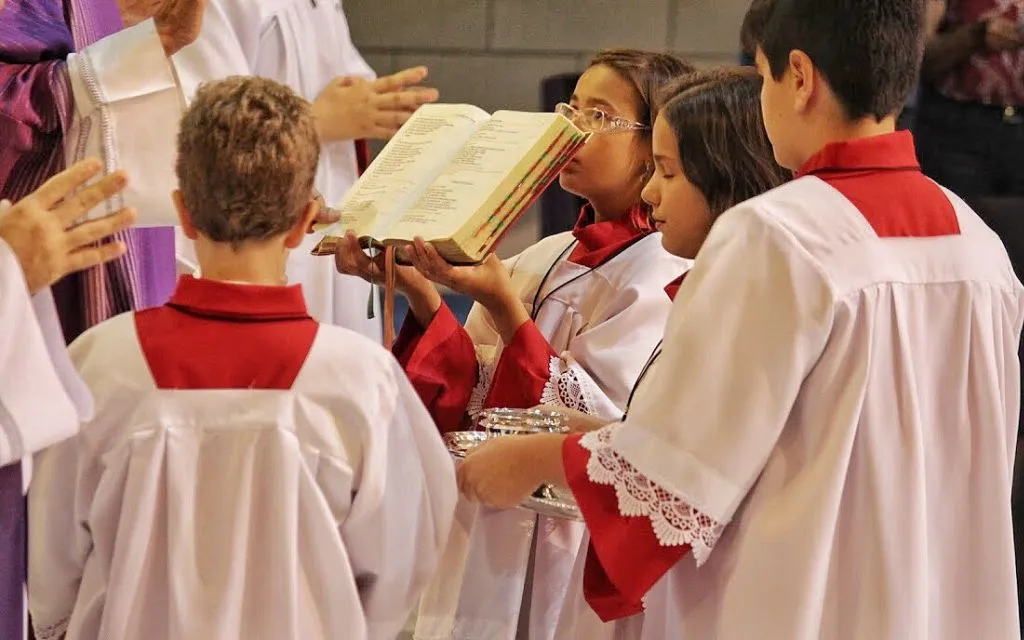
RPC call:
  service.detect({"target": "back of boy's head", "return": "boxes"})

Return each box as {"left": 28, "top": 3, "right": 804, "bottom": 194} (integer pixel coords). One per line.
{"left": 588, "top": 49, "right": 697, "bottom": 137}
{"left": 657, "top": 68, "right": 790, "bottom": 216}
{"left": 740, "top": 0, "right": 925, "bottom": 121}
{"left": 176, "top": 76, "right": 321, "bottom": 247}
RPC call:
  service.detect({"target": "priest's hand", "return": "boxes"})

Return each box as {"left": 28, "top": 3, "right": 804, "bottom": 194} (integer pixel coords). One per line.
{"left": 0, "top": 159, "right": 137, "bottom": 295}
{"left": 117, "top": 0, "right": 208, "bottom": 56}
{"left": 313, "top": 66, "right": 440, "bottom": 142}
{"left": 533, "top": 404, "right": 610, "bottom": 433}
{"left": 309, "top": 190, "right": 340, "bottom": 230}
{"left": 458, "top": 434, "right": 567, "bottom": 509}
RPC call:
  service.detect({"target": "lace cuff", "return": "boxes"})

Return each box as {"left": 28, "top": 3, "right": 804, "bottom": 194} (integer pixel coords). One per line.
{"left": 466, "top": 356, "right": 497, "bottom": 421}
{"left": 539, "top": 354, "right": 596, "bottom": 415}
{"left": 580, "top": 425, "right": 725, "bottom": 566}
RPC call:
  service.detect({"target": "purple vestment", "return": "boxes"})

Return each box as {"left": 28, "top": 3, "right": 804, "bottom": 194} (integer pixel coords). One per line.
{"left": 0, "top": 1, "right": 176, "bottom": 636}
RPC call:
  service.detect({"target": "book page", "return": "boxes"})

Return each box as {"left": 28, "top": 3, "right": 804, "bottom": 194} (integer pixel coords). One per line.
{"left": 386, "top": 111, "right": 566, "bottom": 241}
{"left": 318, "top": 103, "right": 490, "bottom": 239}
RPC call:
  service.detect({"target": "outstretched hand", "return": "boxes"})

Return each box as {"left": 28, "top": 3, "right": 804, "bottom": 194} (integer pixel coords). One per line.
{"left": 0, "top": 158, "right": 137, "bottom": 294}
{"left": 313, "top": 66, "right": 440, "bottom": 142}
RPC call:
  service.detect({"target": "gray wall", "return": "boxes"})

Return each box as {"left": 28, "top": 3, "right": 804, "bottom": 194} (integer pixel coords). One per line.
{"left": 345, "top": 0, "right": 752, "bottom": 254}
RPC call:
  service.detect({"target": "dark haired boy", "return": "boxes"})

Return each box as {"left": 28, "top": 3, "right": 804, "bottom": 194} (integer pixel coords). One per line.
{"left": 26, "top": 76, "right": 455, "bottom": 640}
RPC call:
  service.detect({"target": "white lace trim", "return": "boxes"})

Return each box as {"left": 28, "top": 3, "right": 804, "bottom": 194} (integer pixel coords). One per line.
{"left": 539, "top": 355, "right": 596, "bottom": 414}
{"left": 579, "top": 425, "right": 725, "bottom": 566}
{"left": 466, "top": 357, "right": 497, "bottom": 420}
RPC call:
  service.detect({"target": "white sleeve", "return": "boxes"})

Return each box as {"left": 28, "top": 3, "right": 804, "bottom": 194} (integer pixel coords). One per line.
{"left": 64, "top": 19, "right": 185, "bottom": 227}
{"left": 26, "top": 401, "right": 93, "bottom": 639}
{"left": 341, "top": 358, "right": 457, "bottom": 640}
{"left": 170, "top": 0, "right": 258, "bottom": 100}
{"left": 0, "top": 239, "right": 79, "bottom": 467}
{"left": 587, "top": 205, "right": 834, "bottom": 562}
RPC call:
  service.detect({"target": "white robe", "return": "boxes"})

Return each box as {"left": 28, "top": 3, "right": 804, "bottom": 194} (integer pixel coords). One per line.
{"left": 581, "top": 177, "right": 1024, "bottom": 639}
{"left": 415, "top": 232, "right": 688, "bottom": 640}
{"left": 0, "top": 21, "right": 184, "bottom": 639}
{"left": 27, "top": 313, "right": 457, "bottom": 640}
{"left": 170, "top": 0, "right": 381, "bottom": 338}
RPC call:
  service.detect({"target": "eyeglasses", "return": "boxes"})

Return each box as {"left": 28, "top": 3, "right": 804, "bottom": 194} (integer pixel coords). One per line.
{"left": 555, "top": 102, "right": 649, "bottom": 134}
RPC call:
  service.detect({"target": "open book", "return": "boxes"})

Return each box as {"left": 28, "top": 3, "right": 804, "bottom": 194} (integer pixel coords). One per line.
{"left": 311, "top": 103, "right": 589, "bottom": 264}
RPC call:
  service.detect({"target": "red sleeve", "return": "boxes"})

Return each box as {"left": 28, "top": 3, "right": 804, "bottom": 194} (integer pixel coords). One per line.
{"left": 563, "top": 433, "right": 691, "bottom": 622}
{"left": 354, "top": 139, "right": 370, "bottom": 175}
{"left": 393, "top": 302, "right": 478, "bottom": 433}
{"left": 482, "top": 319, "right": 558, "bottom": 410}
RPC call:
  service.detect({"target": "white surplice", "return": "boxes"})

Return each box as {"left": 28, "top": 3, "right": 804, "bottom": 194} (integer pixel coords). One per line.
{"left": 0, "top": 20, "right": 185, "bottom": 640}
{"left": 581, "top": 177, "right": 1024, "bottom": 639}
{"left": 171, "top": 0, "right": 381, "bottom": 337}
{"left": 415, "top": 232, "right": 688, "bottom": 640}
{"left": 27, "top": 313, "right": 457, "bottom": 640}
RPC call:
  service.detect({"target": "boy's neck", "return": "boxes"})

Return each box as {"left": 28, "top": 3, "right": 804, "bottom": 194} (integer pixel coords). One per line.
{"left": 194, "top": 236, "right": 290, "bottom": 287}
{"left": 797, "top": 114, "right": 898, "bottom": 169}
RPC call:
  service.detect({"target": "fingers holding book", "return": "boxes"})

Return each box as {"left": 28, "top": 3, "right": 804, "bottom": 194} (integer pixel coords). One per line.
{"left": 333, "top": 233, "right": 431, "bottom": 295}
{"left": 407, "top": 238, "right": 512, "bottom": 306}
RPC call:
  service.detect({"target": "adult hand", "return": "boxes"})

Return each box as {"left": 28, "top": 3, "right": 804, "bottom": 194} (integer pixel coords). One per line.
{"left": 0, "top": 159, "right": 137, "bottom": 295}
{"left": 116, "top": 0, "right": 208, "bottom": 56}
{"left": 308, "top": 190, "right": 340, "bottom": 232}
{"left": 984, "top": 18, "right": 1024, "bottom": 52}
{"left": 312, "top": 66, "right": 440, "bottom": 142}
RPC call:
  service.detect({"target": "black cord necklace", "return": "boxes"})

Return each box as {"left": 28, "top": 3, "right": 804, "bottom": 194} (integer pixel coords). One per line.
{"left": 622, "top": 340, "right": 663, "bottom": 420}
{"left": 528, "top": 239, "right": 596, "bottom": 320}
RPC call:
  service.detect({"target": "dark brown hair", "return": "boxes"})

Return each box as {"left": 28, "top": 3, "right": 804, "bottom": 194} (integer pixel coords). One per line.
{"left": 658, "top": 67, "right": 790, "bottom": 217}
{"left": 587, "top": 49, "right": 697, "bottom": 141}
{"left": 176, "top": 76, "right": 320, "bottom": 248}
{"left": 740, "top": 0, "right": 925, "bottom": 121}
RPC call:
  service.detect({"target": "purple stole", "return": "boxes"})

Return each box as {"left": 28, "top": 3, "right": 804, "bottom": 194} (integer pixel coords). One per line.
{"left": 0, "top": 1, "right": 174, "bottom": 636}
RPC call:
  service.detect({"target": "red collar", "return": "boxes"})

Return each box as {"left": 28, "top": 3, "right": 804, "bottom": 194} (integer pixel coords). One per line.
{"left": 795, "top": 131, "right": 920, "bottom": 179}
{"left": 664, "top": 272, "right": 687, "bottom": 300}
{"left": 569, "top": 204, "right": 652, "bottom": 268}
{"left": 166, "top": 275, "right": 312, "bottom": 322}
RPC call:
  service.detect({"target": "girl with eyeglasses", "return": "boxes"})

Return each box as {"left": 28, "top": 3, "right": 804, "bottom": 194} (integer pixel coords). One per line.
{"left": 455, "top": 67, "right": 791, "bottom": 640}
{"left": 336, "top": 48, "right": 692, "bottom": 640}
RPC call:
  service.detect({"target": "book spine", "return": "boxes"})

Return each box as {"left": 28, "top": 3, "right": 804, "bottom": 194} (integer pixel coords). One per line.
{"left": 473, "top": 130, "right": 572, "bottom": 240}
{"left": 477, "top": 132, "right": 587, "bottom": 248}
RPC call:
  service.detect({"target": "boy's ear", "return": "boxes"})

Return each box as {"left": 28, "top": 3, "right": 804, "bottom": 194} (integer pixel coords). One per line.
{"left": 788, "top": 49, "right": 816, "bottom": 115}
{"left": 284, "top": 199, "right": 318, "bottom": 250}
{"left": 173, "top": 190, "right": 199, "bottom": 240}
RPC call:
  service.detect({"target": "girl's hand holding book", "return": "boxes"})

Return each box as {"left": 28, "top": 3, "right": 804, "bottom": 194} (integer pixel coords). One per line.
{"left": 406, "top": 238, "right": 530, "bottom": 342}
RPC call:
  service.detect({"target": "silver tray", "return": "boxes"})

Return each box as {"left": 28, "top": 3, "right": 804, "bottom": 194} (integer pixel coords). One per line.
{"left": 526, "top": 485, "right": 583, "bottom": 522}
{"left": 442, "top": 431, "right": 583, "bottom": 522}
{"left": 443, "top": 431, "right": 489, "bottom": 459}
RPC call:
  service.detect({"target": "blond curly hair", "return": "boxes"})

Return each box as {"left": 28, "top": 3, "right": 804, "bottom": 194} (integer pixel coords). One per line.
{"left": 176, "top": 75, "right": 320, "bottom": 248}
